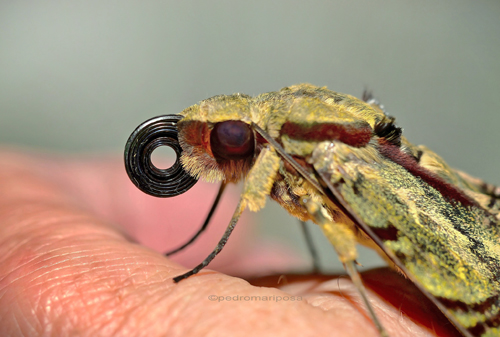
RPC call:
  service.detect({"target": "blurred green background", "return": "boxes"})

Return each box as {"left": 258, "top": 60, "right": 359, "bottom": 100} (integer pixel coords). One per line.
{"left": 1, "top": 1, "right": 499, "bottom": 272}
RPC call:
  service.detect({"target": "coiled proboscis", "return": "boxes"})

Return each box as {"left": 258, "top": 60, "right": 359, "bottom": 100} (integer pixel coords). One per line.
{"left": 124, "top": 114, "right": 198, "bottom": 197}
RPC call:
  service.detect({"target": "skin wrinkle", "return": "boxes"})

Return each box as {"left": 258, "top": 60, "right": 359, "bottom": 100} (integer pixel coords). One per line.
{"left": 28, "top": 257, "right": 117, "bottom": 294}
{"left": 35, "top": 252, "right": 167, "bottom": 335}
{"left": 12, "top": 306, "right": 36, "bottom": 337}
{"left": 115, "top": 287, "right": 170, "bottom": 336}
{"left": 0, "top": 232, "right": 126, "bottom": 297}
{"left": 0, "top": 217, "right": 146, "bottom": 335}
{"left": 100, "top": 269, "right": 213, "bottom": 336}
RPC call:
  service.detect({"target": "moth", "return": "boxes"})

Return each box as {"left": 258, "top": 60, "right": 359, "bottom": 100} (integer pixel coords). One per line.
{"left": 124, "top": 84, "right": 500, "bottom": 337}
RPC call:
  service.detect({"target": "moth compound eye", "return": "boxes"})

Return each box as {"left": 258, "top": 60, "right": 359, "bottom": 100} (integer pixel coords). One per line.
{"left": 210, "top": 121, "right": 255, "bottom": 161}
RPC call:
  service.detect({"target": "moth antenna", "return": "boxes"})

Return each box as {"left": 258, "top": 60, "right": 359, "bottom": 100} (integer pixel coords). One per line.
{"left": 173, "top": 197, "right": 245, "bottom": 283}
{"left": 362, "top": 90, "right": 391, "bottom": 118}
{"left": 362, "top": 88, "right": 374, "bottom": 103}
{"left": 124, "top": 114, "right": 198, "bottom": 197}
{"left": 165, "top": 182, "right": 227, "bottom": 256}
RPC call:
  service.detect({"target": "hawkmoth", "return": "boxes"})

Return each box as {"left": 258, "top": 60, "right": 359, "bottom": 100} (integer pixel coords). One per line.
{"left": 124, "top": 84, "right": 500, "bottom": 337}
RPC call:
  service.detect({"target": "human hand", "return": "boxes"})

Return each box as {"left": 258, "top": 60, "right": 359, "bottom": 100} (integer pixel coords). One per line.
{"left": 0, "top": 149, "right": 460, "bottom": 336}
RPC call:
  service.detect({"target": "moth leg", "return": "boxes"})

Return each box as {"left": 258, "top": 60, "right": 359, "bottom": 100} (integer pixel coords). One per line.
{"left": 173, "top": 146, "right": 281, "bottom": 283}
{"left": 299, "top": 220, "right": 321, "bottom": 272}
{"left": 344, "top": 261, "right": 389, "bottom": 337}
{"left": 173, "top": 197, "right": 245, "bottom": 283}
{"left": 303, "top": 198, "right": 389, "bottom": 337}
{"left": 166, "top": 182, "right": 227, "bottom": 256}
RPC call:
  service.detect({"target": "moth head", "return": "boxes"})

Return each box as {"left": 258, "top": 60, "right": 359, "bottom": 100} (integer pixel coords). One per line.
{"left": 177, "top": 93, "right": 257, "bottom": 182}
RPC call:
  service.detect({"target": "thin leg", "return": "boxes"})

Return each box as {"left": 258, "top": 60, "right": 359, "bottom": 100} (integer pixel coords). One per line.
{"left": 345, "top": 260, "right": 388, "bottom": 337}
{"left": 302, "top": 197, "right": 388, "bottom": 337}
{"left": 173, "top": 197, "right": 245, "bottom": 283}
{"left": 299, "top": 220, "right": 321, "bottom": 272}
{"left": 166, "top": 182, "right": 226, "bottom": 256}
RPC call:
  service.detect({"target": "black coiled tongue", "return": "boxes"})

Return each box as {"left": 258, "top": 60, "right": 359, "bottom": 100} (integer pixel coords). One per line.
{"left": 124, "top": 114, "right": 198, "bottom": 197}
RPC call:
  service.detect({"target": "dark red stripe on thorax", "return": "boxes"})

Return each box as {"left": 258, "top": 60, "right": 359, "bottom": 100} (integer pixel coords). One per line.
{"left": 377, "top": 139, "right": 478, "bottom": 208}
{"left": 280, "top": 121, "right": 372, "bottom": 147}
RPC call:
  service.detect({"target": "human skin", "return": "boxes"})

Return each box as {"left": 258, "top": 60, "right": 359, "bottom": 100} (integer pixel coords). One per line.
{"left": 0, "top": 149, "right": 461, "bottom": 337}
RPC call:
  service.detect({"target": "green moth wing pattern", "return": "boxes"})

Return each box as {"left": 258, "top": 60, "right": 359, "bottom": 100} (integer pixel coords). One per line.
{"left": 311, "top": 140, "right": 500, "bottom": 337}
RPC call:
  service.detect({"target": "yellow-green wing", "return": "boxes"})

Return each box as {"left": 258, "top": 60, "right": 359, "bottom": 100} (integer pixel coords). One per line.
{"left": 311, "top": 141, "right": 500, "bottom": 337}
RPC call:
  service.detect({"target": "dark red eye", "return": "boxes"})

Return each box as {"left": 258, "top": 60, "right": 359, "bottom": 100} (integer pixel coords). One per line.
{"left": 210, "top": 121, "right": 254, "bottom": 161}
